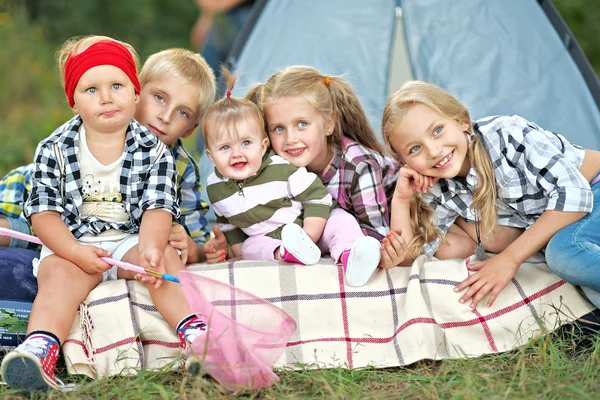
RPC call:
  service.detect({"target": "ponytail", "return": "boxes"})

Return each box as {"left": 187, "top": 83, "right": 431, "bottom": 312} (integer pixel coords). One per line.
{"left": 202, "top": 66, "right": 267, "bottom": 147}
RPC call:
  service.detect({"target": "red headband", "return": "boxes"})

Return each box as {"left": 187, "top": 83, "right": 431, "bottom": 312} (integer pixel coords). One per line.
{"left": 64, "top": 40, "right": 140, "bottom": 107}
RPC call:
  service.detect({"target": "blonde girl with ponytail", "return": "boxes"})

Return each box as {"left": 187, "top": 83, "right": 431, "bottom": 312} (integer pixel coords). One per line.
{"left": 252, "top": 66, "right": 404, "bottom": 270}
{"left": 382, "top": 80, "right": 600, "bottom": 309}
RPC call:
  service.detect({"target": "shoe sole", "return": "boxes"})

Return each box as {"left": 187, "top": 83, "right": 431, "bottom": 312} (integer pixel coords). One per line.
{"left": 1, "top": 350, "right": 56, "bottom": 391}
{"left": 281, "top": 224, "right": 321, "bottom": 265}
{"left": 345, "top": 236, "right": 381, "bottom": 287}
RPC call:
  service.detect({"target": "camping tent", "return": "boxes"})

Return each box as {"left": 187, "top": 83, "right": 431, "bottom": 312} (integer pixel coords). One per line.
{"left": 199, "top": 0, "right": 600, "bottom": 226}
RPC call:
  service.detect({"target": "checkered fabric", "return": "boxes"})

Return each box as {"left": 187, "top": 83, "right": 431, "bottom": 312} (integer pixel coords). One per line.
{"left": 61, "top": 253, "right": 593, "bottom": 378}
{"left": 423, "top": 115, "right": 592, "bottom": 255}
{"left": 172, "top": 140, "right": 210, "bottom": 244}
{"left": 23, "top": 115, "right": 180, "bottom": 238}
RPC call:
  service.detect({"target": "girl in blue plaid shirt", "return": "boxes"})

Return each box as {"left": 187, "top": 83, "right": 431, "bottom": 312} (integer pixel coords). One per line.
{"left": 381, "top": 80, "right": 600, "bottom": 310}
{"left": 1, "top": 36, "right": 208, "bottom": 391}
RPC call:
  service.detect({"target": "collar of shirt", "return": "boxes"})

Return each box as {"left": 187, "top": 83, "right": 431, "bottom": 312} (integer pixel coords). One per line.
{"left": 213, "top": 148, "right": 275, "bottom": 188}
{"left": 48, "top": 115, "right": 158, "bottom": 152}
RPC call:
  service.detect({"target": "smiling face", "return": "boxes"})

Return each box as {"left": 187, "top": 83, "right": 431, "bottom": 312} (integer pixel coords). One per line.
{"left": 72, "top": 65, "right": 138, "bottom": 136}
{"left": 205, "top": 117, "right": 270, "bottom": 181}
{"left": 135, "top": 75, "right": 202, "bottom": 146}
{"left": 263, "top": 96, "right": 334, "bottom": 175}
{"left": 389, "top": 104, "right": 471, "bottom": 178}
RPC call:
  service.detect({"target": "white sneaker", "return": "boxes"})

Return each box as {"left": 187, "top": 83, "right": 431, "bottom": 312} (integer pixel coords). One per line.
{"left": 342, "top": 236, "right": 381, "bottom": 287}
{"left": 280, "top": 224, "right": 321, "bottom": 265}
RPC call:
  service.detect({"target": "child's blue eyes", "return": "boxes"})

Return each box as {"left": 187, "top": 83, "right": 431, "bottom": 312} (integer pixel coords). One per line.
{"left": 434, "top": 126, "right": 443, "bottom": 135}
{"left": 409, "top": 145, "right": 421, "bottom": 154}
{"left": 178, "top": 109, "right": 189, "bottom": 118}
{"left": 242, "top": 140, "right": 250, "bottom": 146}
{"left": 298, "top": 121, "right": 307, "bottom": 128}
{"left": 86, "top": 84, "right": 122, "bottom": 94}
{"left": 220, "top": 145, "right": 230, "bottom": 151}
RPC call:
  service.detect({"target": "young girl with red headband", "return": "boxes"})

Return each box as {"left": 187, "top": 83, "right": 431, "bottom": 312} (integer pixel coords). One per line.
{"left": 0, "top": 36, "right": 207, "bottom": 391}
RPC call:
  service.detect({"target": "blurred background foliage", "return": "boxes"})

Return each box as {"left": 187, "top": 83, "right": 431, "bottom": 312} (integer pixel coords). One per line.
{"left": 0, "top": 0, "right": 599, "bottom": 177}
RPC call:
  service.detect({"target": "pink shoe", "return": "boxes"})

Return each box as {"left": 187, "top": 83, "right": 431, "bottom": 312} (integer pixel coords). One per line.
{"left": 342, "top": 236, "right": 381, "bottom": 287}
{"left": 1, "top": 333, "right": 61, "bottom": 391}
{"left": 279, "top": 224, "right": 321, "bottom": 265}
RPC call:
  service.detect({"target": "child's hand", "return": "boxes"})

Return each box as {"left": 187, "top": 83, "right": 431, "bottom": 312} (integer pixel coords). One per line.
{"left": 72, "top": 244, "right": 113, "bottom": 275}
{"left": 394, "top": 166, "right": 437, "bottom": 200}
{"left": 454, "top": 253, "right": 520, "bottom": 308}
{"left": 204, "top": 225, "right": 228, "bottom": 264}
{"left": 137, "top": 246, "right": 166, "bottom": 289}
{"left": 379, "top": 229, "right": 407, "bottom": 269}
{"left": 169, "top": 224, "right": 189, "bottom": 264}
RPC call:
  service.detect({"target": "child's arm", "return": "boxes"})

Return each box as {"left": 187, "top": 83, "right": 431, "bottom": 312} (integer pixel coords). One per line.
{"left": 31, "top": 211, "right": 112, "bottom": 274}
{"left": 136, "top": 142, "right": 180, "bottom": 286}
{"left": 137, "top": 209, "right": 173, "bottom": 289}
{"left": 456, "top": 120, "right": 593, "bottom": 308}
{"left": 24, "top": 144, "right": 112, "bottom": 272}
{"left": 350, "top": 160, "right": 397, "bottom": 239}
{"left": 288, "top": 166, "right": 332, "bottom": 243}
{"left": 389, "top": 166, "right": 437, "bottom": 266}
{"left": 455, "top": 209, "right": 585, "bottom": 308}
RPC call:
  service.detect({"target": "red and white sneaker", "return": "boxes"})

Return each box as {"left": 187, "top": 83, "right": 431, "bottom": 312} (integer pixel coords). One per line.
{"left": 1, "top": 334, "right": 61, "bottom": 391}
{"left": 177, "top": 315, "right": 209, "bottom": 375}
{"left": 279, "top": 223, "right": 321, "bottom": 265}
{"left": 342, "top": 236, "right": 381, "bottom": 287}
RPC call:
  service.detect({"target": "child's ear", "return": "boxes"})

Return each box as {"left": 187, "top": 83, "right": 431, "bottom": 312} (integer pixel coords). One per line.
{"left": 261, "top": 137, "right": 269, "bottom": 155}
{"left": 134, "top": 94, "right": 140, "bottom": 105}
{"left": 181, "top": 122, "right": 200, "bottom": 139}
{"left": 325, "top": 111, "right": 336, "bottom": 136}
{"left": 460, "top": 121, "right": 470, "bottom": 131}
{"left": 205, "top": 148, "right": 214, "bottom": 162}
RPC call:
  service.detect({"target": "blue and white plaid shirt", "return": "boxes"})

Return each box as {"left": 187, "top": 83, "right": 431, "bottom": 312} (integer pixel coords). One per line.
{"left": 24, "top": 115, "right": 180, "bottom": 238}
{"left": 171, "top": 139, "right": 210, "bottom": 244}
{"left": 423, "top": 115, "right": 592, "bottom": 256}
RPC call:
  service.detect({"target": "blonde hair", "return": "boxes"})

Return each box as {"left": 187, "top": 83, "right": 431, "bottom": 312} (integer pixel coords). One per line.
{"left": 258, "top": 65, "right": 385, "bottom": 154}
{"left": 202, "top": 66, "right": 267, "bottom": 148}
{"left": 57, "top": 35, "right": 140, "bottom": 90}
{"left": 140, "top": 48, "right": 216, "bottom": 120}
{"left": 382, "top": 81, "right": 498, "bottom": 256}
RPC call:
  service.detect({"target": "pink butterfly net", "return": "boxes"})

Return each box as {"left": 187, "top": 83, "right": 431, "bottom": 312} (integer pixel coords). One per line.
{"left": 178, "top": 271, "right": 297, "bottom": 392}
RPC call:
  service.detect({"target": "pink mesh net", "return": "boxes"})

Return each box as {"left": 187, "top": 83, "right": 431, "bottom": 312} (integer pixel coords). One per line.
{"left": 178, "top": 271, "right": 297, "bottom": 392}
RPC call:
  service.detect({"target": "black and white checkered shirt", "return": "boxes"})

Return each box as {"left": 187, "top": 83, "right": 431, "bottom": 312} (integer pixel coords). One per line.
{"left": 23, "top": 115, "right": 180, "bottom": 239}
{"left": 423, "top": 115, "right": 592, "bottom": 256}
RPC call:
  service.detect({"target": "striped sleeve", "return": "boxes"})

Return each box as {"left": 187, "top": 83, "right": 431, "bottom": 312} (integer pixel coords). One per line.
{"left": 287, "top": 166, "right": 332, "bottom": 220}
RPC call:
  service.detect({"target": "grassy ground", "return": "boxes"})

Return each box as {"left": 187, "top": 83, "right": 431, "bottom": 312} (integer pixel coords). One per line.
{"left": 1, "top": 327, "right": 598, "bottom": 399}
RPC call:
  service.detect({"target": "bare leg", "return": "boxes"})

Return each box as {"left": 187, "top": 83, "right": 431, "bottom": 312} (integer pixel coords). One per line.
{"left": 455, "top": 218, "right": 524, "bottom": 253}
{"left": 0, "top": 218, "right": 11, "bottom": 246}
{"left": 435, "top": 223, "right": 478, "bottom": 259}
{"left": 121, "top": 245, "right": 190, "bottom": 329}
{"left": 28, "top": 255, "right": 102, "bottom": 342}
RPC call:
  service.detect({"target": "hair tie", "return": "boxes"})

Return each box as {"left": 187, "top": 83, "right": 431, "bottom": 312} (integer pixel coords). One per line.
{"left": 64, "top": 40, "right": 140, "bottom": 108}
{"left": 226, "top": 90, "right": 232, "bottom": 99}
{"left": 324, "top": 76, "right": 330, "bottom": 86}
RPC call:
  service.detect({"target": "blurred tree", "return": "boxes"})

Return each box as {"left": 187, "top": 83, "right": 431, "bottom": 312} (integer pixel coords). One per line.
{"left": 554, "top": 0, "right": 600, "bottom": 76}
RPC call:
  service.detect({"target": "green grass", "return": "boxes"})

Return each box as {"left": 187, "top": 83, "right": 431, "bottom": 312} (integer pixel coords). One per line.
{"left": 1, "top": 328, "right": 598, "bottom": 399}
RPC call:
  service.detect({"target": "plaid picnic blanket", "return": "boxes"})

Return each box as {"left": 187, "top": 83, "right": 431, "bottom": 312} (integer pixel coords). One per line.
{"left": 63, "top": 253, "right": 594, "bottom": 378}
